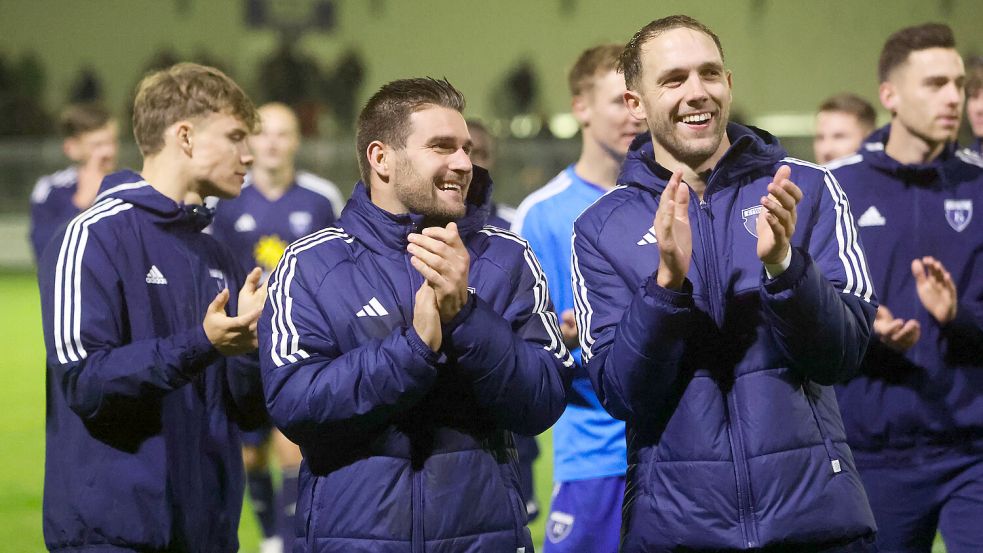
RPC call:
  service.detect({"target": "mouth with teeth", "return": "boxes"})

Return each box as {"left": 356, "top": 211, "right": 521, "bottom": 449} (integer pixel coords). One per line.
{"left": 679, "top": 112, "right": 713, "bottom": 128}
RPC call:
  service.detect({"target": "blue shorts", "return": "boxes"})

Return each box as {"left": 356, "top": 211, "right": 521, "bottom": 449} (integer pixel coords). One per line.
{"left": 855, "top": 445, "right": 983, "bottom": 553}
{"left": 543, "top": 475, "right": 624, "bottom": 553}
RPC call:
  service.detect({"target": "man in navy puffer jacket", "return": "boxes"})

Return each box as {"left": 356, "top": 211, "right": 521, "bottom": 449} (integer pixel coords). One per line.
{"left": 572, "top": 15, "right": 878, "bottom": 551}
{"left": 258, "top": 77, "right": 573, "bottom": 552}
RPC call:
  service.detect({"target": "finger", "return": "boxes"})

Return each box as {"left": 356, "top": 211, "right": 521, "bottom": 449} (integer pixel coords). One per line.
{"left": 910, "top": 259, "right": 925, "bottom": 283}
{"left": 561, "top": 308, "right": 576, "bottom": 325}
{"left": 763, "top": 208, "right": 789, "bottom": 242}
{"left": 772, "top": 165, "right": 792, "bottom": 187}
{"left": 208, "top": 289, "right": 230, "bottom": 314}
{"left": 228, "top": 307, "right": 262, "bottom": 328}
{"left": 241, "top": 267, "right": 263, "bottom": 293}
{"left": 408, "top": 245, "right": 448, "bottom": 273}
{"left": 410, "top": 255, "right": 446, "bottom": 288}
{"left": 767, "top": 181, "right": 799, "bottom": 212}
{"left": 408, "top": 233, "right": 452, "bottom": 257}
{"left": 672, "top": 172, "right": 689, "bottom": 218}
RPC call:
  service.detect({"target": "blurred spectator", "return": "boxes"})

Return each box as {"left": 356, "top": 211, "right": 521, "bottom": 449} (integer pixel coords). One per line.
{"left": 466, "top": 119, "right": 516, "bottom": 229}
{"left": 28, "top": 102, "right": 118, "bottom": 260}
{"left": 966, "top": 56, "right": 983, "bottom": 154}
{"left": 813, "top": 93, "right": 876, "bottom": 165}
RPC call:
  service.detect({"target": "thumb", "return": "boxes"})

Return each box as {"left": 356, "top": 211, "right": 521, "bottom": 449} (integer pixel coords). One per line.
{"left": 911, "top": 258, "right": 925, "bottom": 283}
{"left": 242, "top": 267, "right": 263, "bottom": 293}
{"left": 773, "top": 164, "right": 791, "bottom": 184}
{"left": 208, "top": 289, "right": 230, "bottom": 314}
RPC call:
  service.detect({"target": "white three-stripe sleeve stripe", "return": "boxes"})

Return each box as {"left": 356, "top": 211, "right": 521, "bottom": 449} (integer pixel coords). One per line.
{"left": 53, "top": 199, "right": 134, "bottom": 364}
{"left": 821, "top": 171, "right": 874, "bottom": 301}
{"left": 269, "top": 228, "right": 350, "bottom": 367}
{"left": 479, "top": 228, "right": 574, "bottom": 367}
{"left": 570, "top": 230, "right": 595, "bottom": 362}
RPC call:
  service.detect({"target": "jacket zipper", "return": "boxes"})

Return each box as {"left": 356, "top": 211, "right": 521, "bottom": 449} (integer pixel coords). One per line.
{"left": 804, "top": 388, "right": 842, "bottom": 474}
{"left": 404, "top": 246, "right": 427, "bottom": 553}
{"left": 695, "top": 189, "right": 759, "bottom": 548}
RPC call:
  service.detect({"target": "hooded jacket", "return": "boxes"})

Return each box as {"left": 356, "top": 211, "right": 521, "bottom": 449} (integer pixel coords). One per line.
{"left": 259, "top": 168, "right": 573, "bottom": 553}
{"left": 571, "top": 125, "right": 877, "bottom": 551}
{"left": 38, "top": 170, "right": 265, "bottom": 552}
{"left": 832, "top": 126, "right": 983, "bottom": 455}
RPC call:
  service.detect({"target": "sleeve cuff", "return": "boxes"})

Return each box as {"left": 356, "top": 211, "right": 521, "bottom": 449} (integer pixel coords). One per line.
{"left": 764, "top": 247, "right": 793, "bottom": 279}
{"left": 644, "top": 274, "right": 695, "bottom": 307}
{"left": 405, "top": 326, "right": 440, "bottom": 366}
{"left": 179, "top": 325, "right": 221, "bottom": 375}
{"left": 441, "top": 289, "right": 477, "bottom": 335}
{"left": 762, "top": 247, "right": 807, "bottom": 293}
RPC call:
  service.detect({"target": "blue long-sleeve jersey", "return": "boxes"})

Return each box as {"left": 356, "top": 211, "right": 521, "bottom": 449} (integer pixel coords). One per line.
{"left": 513, "top": 165, "right": 627, "bottom": 482}
{"left": 573, "top": 125, "right": 877, "bottom": 551}
{"left": 38, "top": 170, "right": 264, "bottom": 552}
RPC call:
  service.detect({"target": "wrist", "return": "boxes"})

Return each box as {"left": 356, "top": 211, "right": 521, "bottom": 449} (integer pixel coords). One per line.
{"left": 763, "top": 246, "right": 792, "bottom": 279}
{"left": 656, "top": 269, "right": 684, "bottom": 290}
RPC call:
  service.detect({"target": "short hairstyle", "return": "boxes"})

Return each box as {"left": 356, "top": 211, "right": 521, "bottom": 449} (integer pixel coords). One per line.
{"left": 967, "top": 56, "right": 983, "bottom": 97}
{"left": 878, "top": 23, "right": 956, "bottom": 83}
{"left": 132, "top": 62, "right": 259, "bottom": 156}
{"left": 355, "top": 77, "right": 465, "bottom": 183}
{"left": 568, "top": 44, "right": 624, "bottom": 97}
{"left": 818, "top": 93, "right": 877, "bottom": 131}
{"left": 619, "top": 15, "right": 724, "bottom": 91}
{"left": 59, "top": 103, "right": 113, "bottom": 138}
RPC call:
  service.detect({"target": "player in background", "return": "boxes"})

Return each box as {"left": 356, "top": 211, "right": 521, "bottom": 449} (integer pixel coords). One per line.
{"left": 29, "top": 102, "right": 118, "bottom": 260}
{"left": 512, "top": 44, "right": 644, "bottom": 552}
{"left": 813, "top": 93, "right": 876, "bottom": 165}
{"left": 208, "top": 102, "right": 343, "bottom": 553}
{"left": 831, "top": 23, "right": 983, "bottom": 553}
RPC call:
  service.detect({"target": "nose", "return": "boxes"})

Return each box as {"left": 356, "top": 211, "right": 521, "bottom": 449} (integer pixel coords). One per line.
{"left": 450, "top": 147, "right": 472, "bottom": 173}
{"left": 683, "top": 73, "right": 710, "bottom": 104}
{"left": 240, "top": 142, "right": 254, "bottom": 167}
{"left": 944, "top": 81, "right": 963, "bottom": 105}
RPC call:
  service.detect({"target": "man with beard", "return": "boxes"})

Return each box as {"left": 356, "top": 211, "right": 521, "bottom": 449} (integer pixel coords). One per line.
{"left": 512, "top": 43, "right": 644, "bottom": 552}
{"left": 831, "top": 23, "right": 983, "bottom": 553}
{"left": 571, "top": 15, "right": 878, "bottom": 551}
{"left": 258, "top": 77, "right": 573, "bottom": 552}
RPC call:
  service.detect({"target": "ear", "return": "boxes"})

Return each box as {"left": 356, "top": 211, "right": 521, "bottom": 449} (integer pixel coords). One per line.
{"left": 879, "top": 81, "right": 897, "bottom": 114}
{"left": 571, "top": 93, "right": 591, "bottom": 126}
{"left": 367, "top": 140, "right": 390, "bottom": 179}
{"left": 168, "top": 120, "right": 194, "bottom": 157}
{"left": 625, "top": 90, "right": 647, "bottom": 122}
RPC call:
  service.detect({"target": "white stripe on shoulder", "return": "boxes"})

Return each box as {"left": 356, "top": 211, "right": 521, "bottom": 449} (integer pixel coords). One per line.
{"left": 479, "top": 227, "right": 574, "bottom": 368}
{"left": 296, "top": 171, "right": 345, "bottom": 217}
{"left": 30, "top": 167, "right": 79, "bottom": 204}
{"left": 570, "top": 229, "right": 595, "bottom": 362}
{"left": 824, "top": 154, "right": 864, "bottom": 170}
{"left": 268, "top": 226, "right": 351, "bottom": 367}
{"left": 512, "top": 171, "right": 574, "bottom": 235}
{"left": 52, "top": 198, "right": 134, "bottom": 364}
{"left": 780, "top": 157, "right": 825, "bottom": 171}
{"left": 821, "top": 171, "right": 874, "bottom": 302}
{"left": 95, "top": 181, "right": 150, "bottom": 202}
{"left": 956, "top": 148, "right": 983, "bottom": 168}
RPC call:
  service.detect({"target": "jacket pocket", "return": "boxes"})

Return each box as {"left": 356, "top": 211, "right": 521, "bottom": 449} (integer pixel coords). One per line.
{"left": 803, "top": 384, "right": 843, "bottom": 475}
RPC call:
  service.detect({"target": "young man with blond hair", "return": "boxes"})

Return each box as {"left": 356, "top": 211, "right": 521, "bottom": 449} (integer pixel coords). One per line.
{"left": 39, "top": 63, "right": 268, "bottom": 552}
{"left": 813, "top": 93, "right": 876, "bottom": 165}
{"left": 512, "top": 43, "right": 644, "bottom": 552}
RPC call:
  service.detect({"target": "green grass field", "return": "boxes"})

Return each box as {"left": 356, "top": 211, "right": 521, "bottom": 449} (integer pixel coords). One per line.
{"left": 0, "top": 270, "right": 945, "bottom": 552}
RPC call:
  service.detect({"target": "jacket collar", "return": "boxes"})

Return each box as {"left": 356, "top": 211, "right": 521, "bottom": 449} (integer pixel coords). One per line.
{"left": 618, "top": 123, "right": 788, "bottom": 194}
{"left": 861, "top": 124, "right": 959, "bottom": 187}
{"left": 95, "top": 170, "right": 215, "bottom": 231}
{"left": 338, "top": 166, "right": 494, "bottom": 255}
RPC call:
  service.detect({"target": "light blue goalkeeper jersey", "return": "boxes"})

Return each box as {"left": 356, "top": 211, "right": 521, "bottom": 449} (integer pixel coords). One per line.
{"left": 513, "top": 165, "right": 627, "bottom": 482}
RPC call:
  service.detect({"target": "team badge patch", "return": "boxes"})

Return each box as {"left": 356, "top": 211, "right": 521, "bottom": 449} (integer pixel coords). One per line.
{"left": 742, "top": 205, "right": 764, "bottom": 238}
{"left": 546, "top": 511, "right": 574, "bottom": 544}
{"left": 944, "top": 199, "right": 972, "bottom": 232}
{"left": 289, "top": 211, "right": 313, "bottom": 235}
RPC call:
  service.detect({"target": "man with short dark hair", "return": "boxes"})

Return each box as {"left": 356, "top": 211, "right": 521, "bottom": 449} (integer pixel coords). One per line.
{"left": 966, "top": 56, "right": 983, "bottom": 154}
{"left": 39, "top": 62, "right": 268, "bottom": 552}
{"left": 831, "top": 23, "right": 983, "bottom": 553}
{"left": 573, "top": 15, "right": 877, "bottom": 551}
{"left": 814, "top": 93, "right": 876, "bottom": 165}
{"left": 29, "top": 102, "right": 119, "bottom": 260}
{"left": 259, "top": 77, "right": 572, "bottom": 552}
{"left": 512, "top": 43, "right": 643, "bottom": 553}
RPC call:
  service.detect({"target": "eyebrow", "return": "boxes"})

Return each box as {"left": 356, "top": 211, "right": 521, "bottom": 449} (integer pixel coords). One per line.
{"left": 428, "top": 135, "right": 473, "bottom": 148}
{"left": 656, "top": 61, "right": 724, "bottom": 80}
